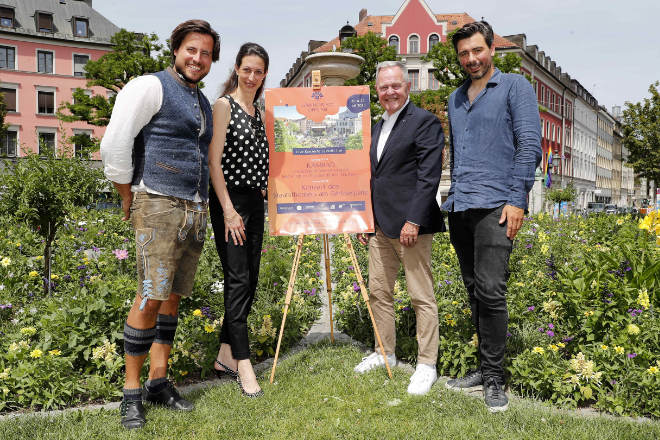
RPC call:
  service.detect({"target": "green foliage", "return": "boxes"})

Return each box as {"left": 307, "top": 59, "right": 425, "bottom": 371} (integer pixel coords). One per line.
{"left": 546, "top": 182, "right": 577, "bottom": 203}
{"left": 0, "top": 209, "right": 321, "bottom": 412}
{"left": 0, "top": 151, "right": 104, "bottom": 291}
{"left": 622, "top": 81, "right": 660, "bottom": 185}
{"left": 340, "top": 32, "right": 398, "bottom": 123}
{"left": 333, "top": 213, "right": 660, "bottom": 418}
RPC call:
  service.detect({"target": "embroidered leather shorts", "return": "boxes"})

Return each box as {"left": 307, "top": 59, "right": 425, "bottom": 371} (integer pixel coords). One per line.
{"left": 130, "top": 192, "right": 208, "bottom": 305}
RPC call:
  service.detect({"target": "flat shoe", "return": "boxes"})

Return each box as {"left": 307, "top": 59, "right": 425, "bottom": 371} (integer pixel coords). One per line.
{"left": 214, "top": 359, "right": 238, "bottom": 379}
{"left": 236, "top": 376, "right": 263, "bottom": 398}
{"left": 120, "top": 399, "right": 146, "bottom": 429}
{"left": 143, "top": 381, "right": 193, "bottom": 411}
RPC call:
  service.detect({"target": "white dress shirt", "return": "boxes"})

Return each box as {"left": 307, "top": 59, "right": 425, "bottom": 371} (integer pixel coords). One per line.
{"left": 376, "top": 98, "right": 409, "bottom": 162}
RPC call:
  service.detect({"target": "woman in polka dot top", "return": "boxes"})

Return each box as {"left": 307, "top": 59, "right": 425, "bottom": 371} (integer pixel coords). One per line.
{"left": 207, "top": 42, "right": 269, "bottom": 398}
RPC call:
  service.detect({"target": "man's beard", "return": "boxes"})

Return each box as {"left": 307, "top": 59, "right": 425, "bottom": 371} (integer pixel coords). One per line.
{"left": 467, "top": 60, "right": 492, "bottom": 80}
{"left": 174, "top": 64, "right": 202, "bottom": 84}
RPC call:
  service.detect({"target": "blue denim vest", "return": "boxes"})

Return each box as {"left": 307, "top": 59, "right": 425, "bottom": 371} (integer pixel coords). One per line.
{"left": 131, "top": 69, "right": 213, "bottom": 201}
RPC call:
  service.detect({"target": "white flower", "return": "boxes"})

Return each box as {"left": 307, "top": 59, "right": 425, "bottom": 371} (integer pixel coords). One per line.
{"left": 77, "top": 221, "right": 87, "bottom": 226}
{"left": 0, "top": 284, "right": 4, "bottom": 291}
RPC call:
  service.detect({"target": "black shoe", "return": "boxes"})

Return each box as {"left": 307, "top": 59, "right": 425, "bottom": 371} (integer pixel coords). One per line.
{"left": 214, "top": 359, "right": 238, "bottom": 379}
{"left": 143, "top": 380, "right": 194, "bottom": 411}
{"left": 120, "top": 399, "right": 146, "bottom": 429}
{"left": 484, "top": 376, "right": 509, "bottom": 413}
{"left": 445, "top": 369, "right": 483, "bottom": 391}
{"left": 236, "top": 376, "right": 264, "bottom": 398}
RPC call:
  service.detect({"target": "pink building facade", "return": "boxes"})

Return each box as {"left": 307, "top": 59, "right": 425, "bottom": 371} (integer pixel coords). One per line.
{"left": 0, "top": 0, "right": 118, "bottom": 159}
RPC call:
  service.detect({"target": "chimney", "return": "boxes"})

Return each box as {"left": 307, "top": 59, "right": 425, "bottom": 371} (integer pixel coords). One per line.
{"left": 359, "top": 9, "right": 367, "bottom": 22}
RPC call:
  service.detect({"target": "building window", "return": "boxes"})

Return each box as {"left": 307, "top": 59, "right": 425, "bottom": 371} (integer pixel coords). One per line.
{"left": 408, "top": 35, "right": 419, "bottom": 54}
{"left": 408, "top": 69, "right": 419, "bottom": 91}
{"left": 73, "top": 130, "right": 92, "bottom": 158}
{"left": 1, "top": 87, "right": 17, "bottom": 112}
{"left": 427, "top": 70, "right": 439, "bottom": 90}
{"left": 546, "top": 90, "right": 551, "bottom": 109}
{"left": 38, "top": 131, "right": 56, "bottom": 156}
{"left": 73, "top": 17, "right": 89, "bottom": 37}
{"left": 388, "top": 36, "right": 399, "bottom": 53}
{"left": 0, "top": 129, "right": 17, "bottom": 157}
{"left": 551, "top": 123, "right": 555, "bottom": 142}
{"left": 428, "top": 34, "right": 439, "bottom": 51}
{"left": 38, "top": 50, "right": 54, "bottom": 74}
{"left": 37, "top": 12, "right": 54, "bottom": 33}
{"left": 73, "top": 54, "right": 89, "bottom": 77}
{"left": 38, "top": 90, "right": 55, "bottom": 114}
{"left": 0, "top": 6, "right": 14, "bottom": 28}
{"left": 0, "top": 45, "right": 15, "bottom": 69}
{"left": 545, "top": 121, "right": 550, "bottom": 139}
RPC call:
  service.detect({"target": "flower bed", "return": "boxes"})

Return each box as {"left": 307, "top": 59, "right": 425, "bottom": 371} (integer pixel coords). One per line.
{"left": 0, "top": 208, "right": 321, "bottom": 412}
{"left": 333, "top": 213, "right": 659, "bottom": 417}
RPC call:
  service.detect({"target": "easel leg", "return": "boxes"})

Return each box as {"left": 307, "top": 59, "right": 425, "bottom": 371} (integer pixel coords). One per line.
{"left": 343, "top": 234, "right": 393, "bottom": 379}
{"left": 269, "top": 234, "right": 305, "bottom": 384}
{"left": 323, "top": 234, "right": 334, "bottom": 344}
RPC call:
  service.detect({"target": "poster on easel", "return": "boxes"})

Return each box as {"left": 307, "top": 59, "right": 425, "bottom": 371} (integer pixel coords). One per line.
{"left": 264, "top": 85, "right": 374, "bottom": 236}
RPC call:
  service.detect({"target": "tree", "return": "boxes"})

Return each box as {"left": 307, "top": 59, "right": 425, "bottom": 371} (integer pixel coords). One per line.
{"left": 57, "top": 29, "right": 171, "bottom": 131}
{"left": 340, "top": 32, "right": 398, "bottom": 123}
{"left": 0, "top": 149, "right": 104, "bottom": 294}
{"left": 622, "top": 81, "right": 660, "bottom": 192}
{"left": 546, "top": 182, "right": 576, "bottom": 203}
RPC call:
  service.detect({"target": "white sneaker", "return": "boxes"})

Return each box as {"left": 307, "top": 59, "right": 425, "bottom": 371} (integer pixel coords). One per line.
{"left": 407, "top": 364, "right": 437, "bottom": 395}
{"left": 354, "top": 352, "right": 396, "bottom": 374}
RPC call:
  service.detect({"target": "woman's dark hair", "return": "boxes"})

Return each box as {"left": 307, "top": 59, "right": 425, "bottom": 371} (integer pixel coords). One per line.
{"left": 451, "top": 20, "right": 494, "bottom": 53}
{"left": 221, "top": 42, "right": 270, "bottom": 101}
{"left": 170, "top": 19, "right": 220, "bottom": 63}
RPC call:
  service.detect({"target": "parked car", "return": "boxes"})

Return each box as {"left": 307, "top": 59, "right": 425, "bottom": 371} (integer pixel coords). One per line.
{"left": 586, "top": 202, "right": 605, "bottom": 214}
{"left": 605, "top": 204, "right": 617, "bottom": 214}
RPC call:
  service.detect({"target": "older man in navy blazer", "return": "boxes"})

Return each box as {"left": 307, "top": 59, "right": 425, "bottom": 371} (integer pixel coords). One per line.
{"left": 356, "top": 61, "right": 445, "bottom": 395}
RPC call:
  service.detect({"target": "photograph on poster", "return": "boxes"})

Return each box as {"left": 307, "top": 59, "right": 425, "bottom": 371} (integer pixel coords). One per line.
{"left": 274, "top": 105, "right": 364, "bottom": 153}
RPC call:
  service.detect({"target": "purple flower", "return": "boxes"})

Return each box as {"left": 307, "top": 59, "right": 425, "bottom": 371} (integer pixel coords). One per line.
{"left": 310, "top": 288, "right": 317, "bottom": 296}
{"left": 348, "top": 265, "right": 354, "bottom": 271}
{"left": 610, "top": 380, "right": 617, "bottom": 385}
{"left": 526, "top": 243, "right": 533, "bottom": 249}
{"left": 562, "top": 336, "right": 574, "bottom": 343}
{"left": 444, "top": 279, "right": 452, "bottom": 285}
{"left": 548, "top": 323, "right": 554, "bottom": 329}
{"left": 538, "top": 327, "right": 544, "bottom": 333}
{"left": 628, "top": 353, "right": 637, "bottom": 359}
{"left": 113, "top": 249, "right": 129, "bottom": 260}
{"left": 273, "top": 282, "right": 278, "bottom": 286}
{"left": 506, "top": 332, "right": 512, "bottom": 338}
{"left": 528, "top": 306, "right": 535, "bottom": 311}
{"left": 402, "top": 306, "right": 410, "bottom": 311}
{"left": 353, "top": 282, "right": 360, "bottom": 292}
{"left": 546, "top": 330, "right": 555, "bottom": 337}
{"left": 316, "top": 272, "right": 320, "bottom": 277}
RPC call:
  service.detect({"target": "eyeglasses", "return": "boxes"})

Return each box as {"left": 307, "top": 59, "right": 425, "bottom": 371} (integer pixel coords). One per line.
{"left": 239, "top": 67, "right": 266, "bottom": 78}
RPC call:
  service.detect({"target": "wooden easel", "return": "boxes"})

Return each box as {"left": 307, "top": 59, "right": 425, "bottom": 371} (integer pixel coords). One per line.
{"left": 269, "top": 71, "right": 392, "bottom": 383}
{"left": 269, "top": 233, "right": 392, "bottom": 383}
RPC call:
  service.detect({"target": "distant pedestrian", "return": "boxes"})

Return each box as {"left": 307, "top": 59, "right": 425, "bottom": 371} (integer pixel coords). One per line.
{"left": 442, "top": 21, "right": 542, "bottom": 412}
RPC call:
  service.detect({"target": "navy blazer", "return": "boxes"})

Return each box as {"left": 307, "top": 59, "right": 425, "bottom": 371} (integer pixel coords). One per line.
{"left": 370, "top": 101, "right": 445, "bottom": 238}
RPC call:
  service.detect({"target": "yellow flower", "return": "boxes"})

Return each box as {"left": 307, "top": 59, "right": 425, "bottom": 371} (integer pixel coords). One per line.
{"left": 1, "top": 387, "right": 8, "bottom": 395}
{"left": 637, "top": 289, "right": 650, "bottom": 310}
{"left": 0, "top": 257, "right": 10, "bottom": 267}
{"left": 470, "top": 333, "right": 479, "bottom": 347}
{"left": 549, "top": 344, "right": 559, "bottom": 352}
{"left": 204, "top": 323, "right": 215, "bottom": 333}
{"left": 192, "top": 309, "right": 203, "bottom": 317}
{"left": 50, "top": 274, "right": 59, "bottom": 280}
{"left": 35, "top": 255, "right": 43, "bottom": 260}
{"left": 627, "top": 324, "right": 640, "bottom": 335}
{"left": 451, "top": 300, "right": 458, "bottom": 305}
{"left": 584, "top": 310, "right": 594, "bottom": 317}
{"left": 647, "top": 366, "right": 659, "bottom": 375}
{"left": 600, "top": 345, "right": 609, "bottom": 351}
{"left": 30, "top": 349, "right": 43, "bottom": 358}
{"left": 614, "top": 346, "right": 624, "bottom": 354}
{"left": 29, "top": 271, "right": 39, "bottom": 278}
{"left": 48, "top": 349, "right": 61, "bottom": 356}
{"left": 557, "top": 342, "right": 566, "bottom": 348}
{"left": 8, "top": 343, "right": 19, "bottom": 352}
{"left": 0, "top": 368, "right": 9, "bottom": 380}
{"left": 15, "top": 242, "right": 21, "bottom": 247}
{"left": 20, "top": 327, "right": 37, "bottom": 337}
{"left": 532, "top": 346, "right": 545, "bottom": 355}
{"left": 616, "top": 218, "right": 624, "bottom": 225}
{"left": 179, "top": 370, "right": 188, "bottom": 376}
{"left": 541, "top": 244, "right": 549, "bottom": 255}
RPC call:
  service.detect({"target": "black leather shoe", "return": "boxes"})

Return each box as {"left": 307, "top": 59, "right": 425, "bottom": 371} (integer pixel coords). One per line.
{"left": 120, "top": 399, "right": 146, "bottom": 429}
{"left": 143, "top": 381, "right": 194, "bottom": 411}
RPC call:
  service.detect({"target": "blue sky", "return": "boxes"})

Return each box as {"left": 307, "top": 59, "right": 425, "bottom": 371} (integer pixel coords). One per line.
{"left": 93, "top": 0, "right": 660, "bottom": 111}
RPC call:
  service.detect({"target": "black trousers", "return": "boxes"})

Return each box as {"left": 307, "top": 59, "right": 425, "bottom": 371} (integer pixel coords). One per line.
{"left": 448, "top": 205, "right": 513, "bottom": 380}
{"left": 209, "top": 186, "right": 264, "bottom": 360}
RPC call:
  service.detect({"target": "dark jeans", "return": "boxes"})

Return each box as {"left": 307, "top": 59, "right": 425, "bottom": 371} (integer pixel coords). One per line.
{"left": 448, "top": 205, "right": 513, "bottom": 380}
{"left": 209, "top": 186, "right": 264, "bottom": 360}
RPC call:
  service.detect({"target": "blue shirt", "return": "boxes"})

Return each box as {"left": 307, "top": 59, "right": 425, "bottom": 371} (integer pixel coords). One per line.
{"left": 441, "top": 68, "right": 541, "bottom": 212}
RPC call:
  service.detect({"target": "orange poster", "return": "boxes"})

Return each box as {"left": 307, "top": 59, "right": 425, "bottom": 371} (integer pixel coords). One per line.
{"left": 265, "top": 86, "right": 374, "bottom": 236}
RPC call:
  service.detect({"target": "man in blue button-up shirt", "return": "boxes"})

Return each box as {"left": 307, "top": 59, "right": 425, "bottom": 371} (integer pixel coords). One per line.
{"left": 441, "top": 21, "right": 541, "bottom": 413}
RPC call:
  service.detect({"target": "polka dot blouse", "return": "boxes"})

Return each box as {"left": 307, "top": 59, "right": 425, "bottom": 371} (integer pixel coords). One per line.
{"left": 220, "top": 95, "right": 269, "bottom": 189}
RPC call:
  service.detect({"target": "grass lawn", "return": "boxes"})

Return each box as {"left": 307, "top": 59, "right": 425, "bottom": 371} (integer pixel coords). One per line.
{"left": 1, "top": 343, "right": 658, "bottom": 440}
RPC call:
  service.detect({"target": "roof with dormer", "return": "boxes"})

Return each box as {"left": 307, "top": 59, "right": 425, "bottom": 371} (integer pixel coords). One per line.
{"left": 0, "top": 0, "right": 119, "bottom": 45}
